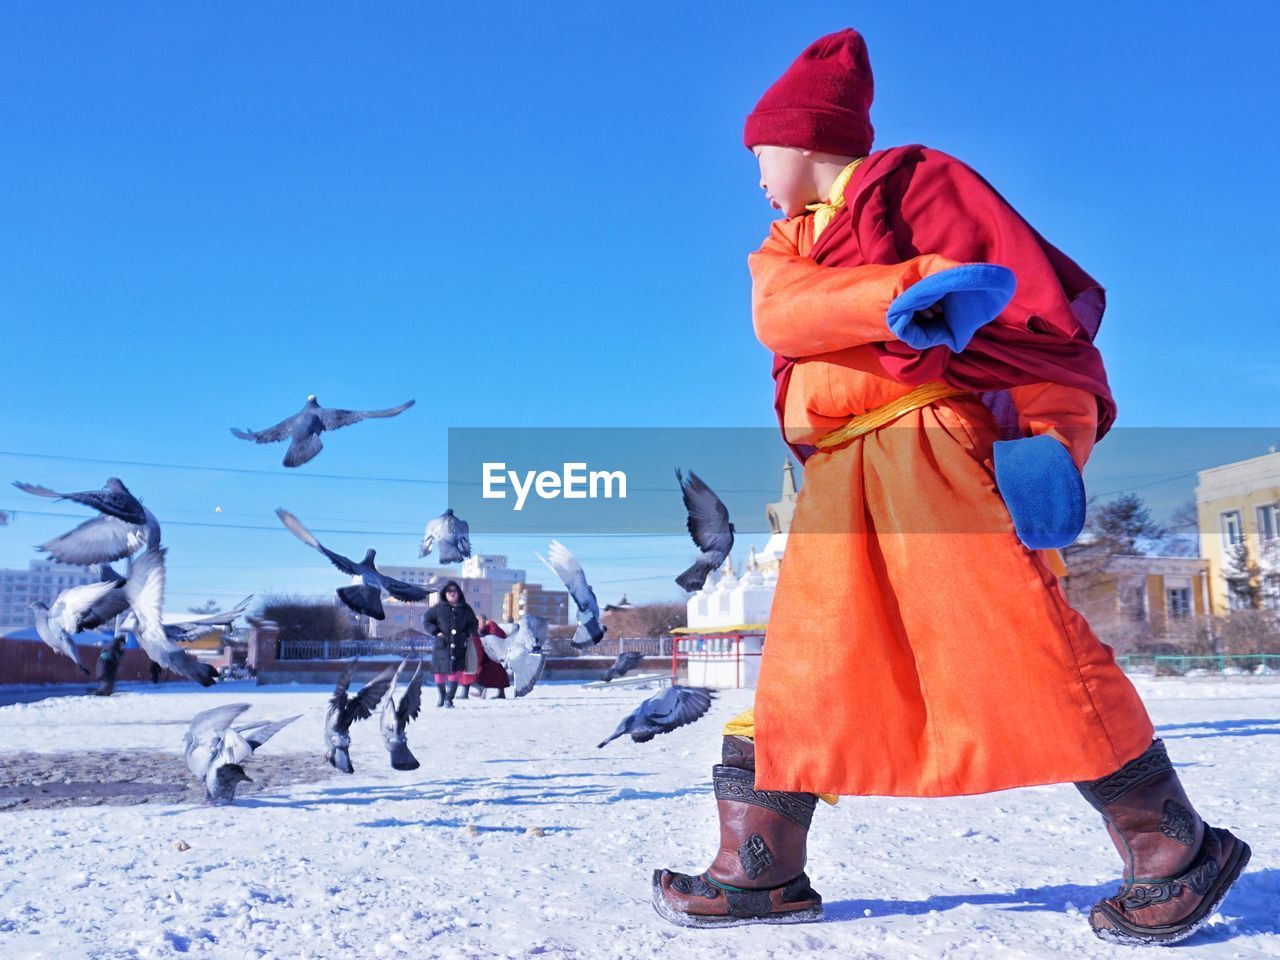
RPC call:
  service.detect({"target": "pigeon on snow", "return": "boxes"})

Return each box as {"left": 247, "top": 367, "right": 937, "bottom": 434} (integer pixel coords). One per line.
{"left": 30, "top": 578, "right": 126, "bottom": 675}
{"left": 276, "top": 509, "right": 431, "bottom": 619}
{"left": 597, "top": 686, "right": 715, "bottom": 749}
{"left": 231, "top": 395, "right": 415, "bottom": 468}
{"left": 183, "top": 703, "right": 300, "bottom": 804}
{"left": 601, "top": 650, "right": 644, "bottom": 683}
{"left": 675, "top": 469, "right": 735, "bottom": 593}
{"left": 419, "top": 508, "right": 471, "bottom": 564}
{"left": 380, "top": 659, "right": 425, "bottom": 771}
{"left": 536, "top": 540, "right": 605, "bottom": 649}
{"left": 325, "top": 659, "right": 396, "bottom": 774}
{"left": 480, "top": 616, "right": 546, "bottom": 698}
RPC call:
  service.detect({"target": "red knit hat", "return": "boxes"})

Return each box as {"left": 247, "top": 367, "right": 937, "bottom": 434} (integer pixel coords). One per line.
{"left": 743, "top": 28, "right": 874, "bottom": 156}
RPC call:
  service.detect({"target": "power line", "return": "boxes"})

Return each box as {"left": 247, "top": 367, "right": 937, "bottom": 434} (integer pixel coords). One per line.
{"left": 0, "top": 449, "right": 783, "bottom": 494}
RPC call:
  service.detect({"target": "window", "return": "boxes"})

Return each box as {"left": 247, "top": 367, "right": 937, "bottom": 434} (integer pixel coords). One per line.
{"left": 1167, "top": 587, "right": 1192, "bottom": 620}
{"left": 1221, "top": 511, "right": 1243, "bottom": 548}
{"left": 1258, "top": 504, "right": 1278, "bottom": 542}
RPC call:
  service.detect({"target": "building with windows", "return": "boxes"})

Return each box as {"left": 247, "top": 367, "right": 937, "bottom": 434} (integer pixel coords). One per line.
{"left": 501, "top": 581, "right": 568, "bottom": 624}
{"left": 1062, "top": 551, "right": 1212, "bottom": 646}
{"left": 0, "top": 560, "right": 99, "bottom": 633}
{"left": 1196, "top": 449, "right": 1280, "bottom": 613}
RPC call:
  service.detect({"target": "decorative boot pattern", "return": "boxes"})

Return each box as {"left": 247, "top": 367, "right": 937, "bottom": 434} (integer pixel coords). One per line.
{"left": 652, "top": 735, "right": 823, "bottom": 927}
{"left": 1076, "top": 739, "right": 1251, "bottom": 944}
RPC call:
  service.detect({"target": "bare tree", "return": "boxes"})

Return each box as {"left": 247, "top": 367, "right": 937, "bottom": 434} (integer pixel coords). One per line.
{"left": 188, "top": 599, "right": 222, "bottom": 616}
{"left": 261, "top": 595, "right": 356, "bottom": 645}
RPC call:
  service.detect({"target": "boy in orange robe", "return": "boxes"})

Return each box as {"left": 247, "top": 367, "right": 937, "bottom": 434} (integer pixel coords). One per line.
{"left": 653, "top": 29, "right": 1250, "bottom": 944}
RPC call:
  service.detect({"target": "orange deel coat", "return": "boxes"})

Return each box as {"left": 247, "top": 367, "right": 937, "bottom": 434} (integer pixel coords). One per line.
{"left": 749, "top": 215, "right": 1153, "bottom": 798}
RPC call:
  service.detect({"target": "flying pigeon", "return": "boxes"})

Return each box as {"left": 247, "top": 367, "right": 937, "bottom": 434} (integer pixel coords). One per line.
{"left": 419, "top": 508, "right": 471, "bottom": 564}
{"left": 380, "top": 660, "right": 425, "bottom": 771}
{"left": 183, "top": 703, "right": 300, "bottom": 804}
{"left": 597, "top": 686, "right": 715, "bottom": 749}
{"left": 536, "top": 540, "right": 606, "bottom": 649}
{"left": 113, "top": 547, "right": 218, "bottom": 686}
{"left": 12, "top": 478, "right": 147, "bottom": 526}
{"left": 675, "top": 469, "right": 735, "bottom": 592}
{"left": 480, "top": 616, "right": 546, "bottom": 697}
{"left": 276, "top": 509, "right": 431, "bottom": 619}
{"left": 325, "top": 659, "right": 396, "bottom": 774}
{"left": 121, "top": 594, "right": 253, "bottom": 644}
{"left": 602, "top": 650, "right": 644, "bottom": 683}
{"left": 14, "top": 479, "right": 160, "bottom": 565}
{"left": 30, "top": 578, "right": 126, "bottom": 675}
{"left": 231, "top": 395, "right": 415, "bottom": 468}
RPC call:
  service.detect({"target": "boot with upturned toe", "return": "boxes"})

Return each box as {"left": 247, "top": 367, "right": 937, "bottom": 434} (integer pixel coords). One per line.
{"left": 652, "top": 735, "right": 823, "bottom": 927}
{"left": 1076, "top": 739, "right": 1251, "bottom": 945}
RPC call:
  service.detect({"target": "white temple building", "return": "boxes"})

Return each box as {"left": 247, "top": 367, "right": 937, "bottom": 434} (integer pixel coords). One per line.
{"left": 685, "top": 458, "right": 796, "bottom": 630}
{"left": 681, "top": 460, "right": 797, "bottom": 688}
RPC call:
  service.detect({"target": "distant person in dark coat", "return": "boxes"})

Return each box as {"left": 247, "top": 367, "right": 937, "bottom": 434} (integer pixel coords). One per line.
{"left": 423, "top": 580, "right": 477, "bottom": 708}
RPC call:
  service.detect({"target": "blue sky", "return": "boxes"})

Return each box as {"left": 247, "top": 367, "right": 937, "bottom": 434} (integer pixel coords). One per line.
{"left": 1, "top": 2, "right": 1276, "bottom": 610}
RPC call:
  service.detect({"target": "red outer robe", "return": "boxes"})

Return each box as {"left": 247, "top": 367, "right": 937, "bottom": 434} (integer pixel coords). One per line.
{"left": 772, "top": 144, "right": 1116, "bottom": 463}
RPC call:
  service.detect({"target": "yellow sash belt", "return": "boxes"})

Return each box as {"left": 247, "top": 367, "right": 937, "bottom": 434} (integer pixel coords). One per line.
{"left": 815, "top": 381, "right": 969, "bottom": 450}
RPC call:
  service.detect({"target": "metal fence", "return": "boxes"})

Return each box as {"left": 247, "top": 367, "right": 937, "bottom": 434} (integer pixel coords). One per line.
{"left": 1116, "top": 654, "right": 1280, "bottom": 677}
{"left": 277, "top": 635, "right": 671, "bottom": 661}
{"left": 278, "top": 638, "right": 435, "bottom": 661}
{"left": 539, "top": 635, "right": 674, "bottom": 658}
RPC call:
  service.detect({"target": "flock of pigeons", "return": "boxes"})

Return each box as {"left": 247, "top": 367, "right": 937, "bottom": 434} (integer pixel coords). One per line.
{"left": 13, "top": 394, "right": 738, "bottom": 803}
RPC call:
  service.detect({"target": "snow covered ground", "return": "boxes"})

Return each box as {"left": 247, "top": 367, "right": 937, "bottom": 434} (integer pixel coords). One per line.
{"left": 0, "top": 677, "right": 1276, "bottom": 959}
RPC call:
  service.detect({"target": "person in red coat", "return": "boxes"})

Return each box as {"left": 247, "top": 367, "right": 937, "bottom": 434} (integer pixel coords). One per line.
{"left": 459, "top": 614, "right": 510, "bottom": 701}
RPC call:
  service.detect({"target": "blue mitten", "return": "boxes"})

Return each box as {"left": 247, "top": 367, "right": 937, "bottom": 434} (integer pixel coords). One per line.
{"left": 993, "top": 435, "right": 1086, "bottom": 550}
{"left": 886, "top": 263, "right": 1017, "bottom": 352}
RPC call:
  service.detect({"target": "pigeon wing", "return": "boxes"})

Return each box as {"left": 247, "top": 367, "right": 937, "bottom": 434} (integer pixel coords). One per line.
{"left": 380, "top": 575, "right": 428, "bottom": 602}
{"left": 17, "top": 478, "right": 147, "bottom": 525}
{"left": 317, "top": 399, "right": 415, "bottom": 431}
{"left": 12, "top": 481, "right": 62, "bottom": 500}
{"left": 39, "top": 514, "right": 146, "bottom": 565}
{"left": 331, "top": 658, "right": 358, "bottom": 705}
{"left": 55, "top": 579, "right": 125, "bottom": 633}
{"left": 539, "top": 541, "right": 601, "bottom": 620}
{"left": 398, "top": 661, "right": 424, "bottom": 726}
{"left": 632, "top": 687, "right": 714, "bottom": 743}
{"left": 347, "top": 664, "right": 396, "bottom": 722}
{"left": 678, "top": 470, "right": 734, "bottom": 556}
{"left": 188, "top": 703, "right": 253, "bottom": 740}
{"left": 509, "top": 651, "right": 544, "bottom": 698}
{"left": 172, "top": 595, "right": 253, "bottom": 630}
{"left": 230, "top": 409, "right": 302, "bottom": 444}
{"left": 124, "top": 548, "right": 217, "bottom": 686}
{"left": 242, "top": 715, "right": 301, "bottom": 751}
{"left": 275, "top": 509, "right": 358, "bottom": 574}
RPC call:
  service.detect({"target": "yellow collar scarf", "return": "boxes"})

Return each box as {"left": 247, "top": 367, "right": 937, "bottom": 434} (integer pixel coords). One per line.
{"left": 806, "top": 158, "right": 864, "bottom": 240}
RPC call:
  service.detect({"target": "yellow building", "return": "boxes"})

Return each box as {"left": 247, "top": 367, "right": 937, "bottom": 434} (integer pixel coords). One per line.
{"left": 1062, "top": 551, "right": 1212, "bottom": 649}
{"left": 502, "top": 582, "right": 569, "bottom": 624}
{"left": 1195, "top": 449, "right": 1280, "bottom": 613}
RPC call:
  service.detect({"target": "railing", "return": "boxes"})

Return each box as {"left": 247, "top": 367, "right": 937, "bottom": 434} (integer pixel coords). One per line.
{"left": 277, "top": 638, "right": 435, "bottom": 661}
{"left": 1116, "top": 654, "right": 1280, "bottom": 677}
{"left": 278, "top": 635, "right": 672, "bottom": 661}
{"left": 547, "top": 635, "right": 672, "bottom": 658}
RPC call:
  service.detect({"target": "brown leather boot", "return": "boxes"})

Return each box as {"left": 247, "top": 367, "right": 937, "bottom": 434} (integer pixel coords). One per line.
{"left": 652, "top": 735, "right": 823, "bottom": 927}
{"left": 1076, "top": 739, "right": 1251, "bottom": 944}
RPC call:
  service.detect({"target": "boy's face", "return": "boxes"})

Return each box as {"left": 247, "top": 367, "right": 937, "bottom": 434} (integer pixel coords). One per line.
{"left": 753, "top": 145, "right": 820, "bottom": 218}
